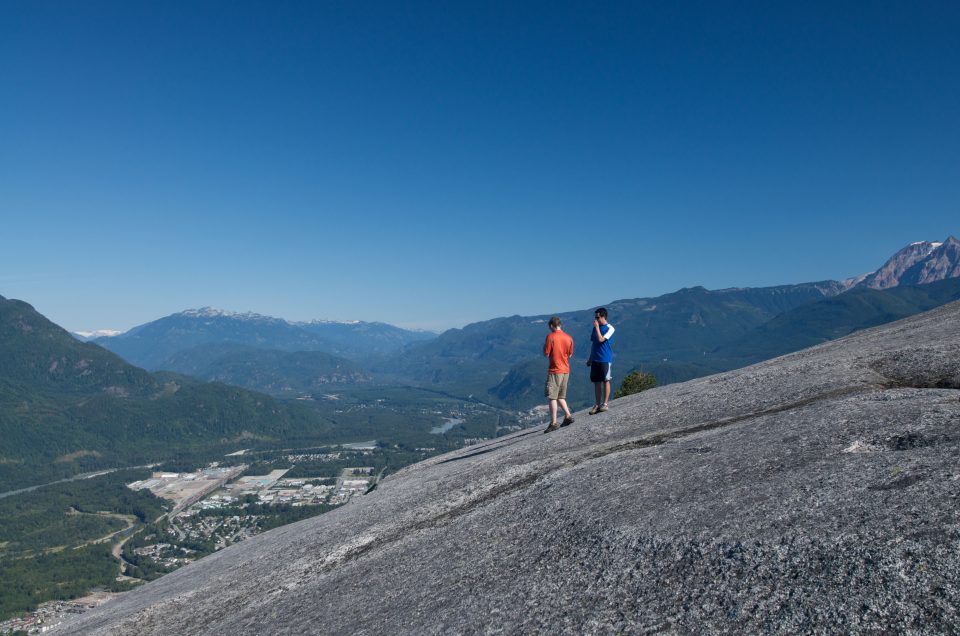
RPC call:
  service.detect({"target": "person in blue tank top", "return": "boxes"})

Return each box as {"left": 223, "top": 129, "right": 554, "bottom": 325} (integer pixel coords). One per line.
{"left": 586, "top": 307, "right": 615, "bottom": 414}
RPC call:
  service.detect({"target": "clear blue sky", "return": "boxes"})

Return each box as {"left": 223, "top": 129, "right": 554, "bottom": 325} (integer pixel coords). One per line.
{"left": 2, "top": 1, "right": 958, "bottom": 333}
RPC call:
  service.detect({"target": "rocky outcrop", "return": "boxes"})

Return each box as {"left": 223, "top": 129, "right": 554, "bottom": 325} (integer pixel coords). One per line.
{"left": 905, "top": 236, "right": 960, "bottom": 287}
{"left": 59, "top": 302, "right": 960, "bottom": 635}
{"left": 854, "top": 236, "right": 960, "bottom": 290}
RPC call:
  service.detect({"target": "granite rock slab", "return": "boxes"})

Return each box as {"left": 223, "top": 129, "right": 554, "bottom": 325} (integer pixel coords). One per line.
{"left": 57, "top": 302, "right": 960, "bottom": 635}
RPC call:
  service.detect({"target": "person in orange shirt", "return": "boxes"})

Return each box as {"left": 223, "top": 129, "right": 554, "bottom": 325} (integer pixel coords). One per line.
{"left": 542, "top": 316, "right": 575, "bottom": 433}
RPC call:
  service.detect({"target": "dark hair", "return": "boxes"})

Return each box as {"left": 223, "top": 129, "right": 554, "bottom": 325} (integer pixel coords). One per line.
{"left": 595, "top": 307, "right": 608, "bottom": 319}
{"left": 548, "top": 316, "right": 562, "bottom": 328}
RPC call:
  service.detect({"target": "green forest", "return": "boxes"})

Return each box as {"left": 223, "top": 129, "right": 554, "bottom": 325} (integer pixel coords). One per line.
{"left": 0, "top": 470, "right": 164, "bottom": 620}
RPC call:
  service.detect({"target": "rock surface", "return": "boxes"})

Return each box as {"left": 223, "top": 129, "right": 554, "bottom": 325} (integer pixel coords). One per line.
{"left": 855, "top": 236, "right": 960, "bottom": 290}
{"left": 58, "top": 303, "right": 960, "bottom": 635}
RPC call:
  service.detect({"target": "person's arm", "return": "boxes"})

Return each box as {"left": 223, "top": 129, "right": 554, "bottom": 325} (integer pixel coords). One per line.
{"left": 594, "top": 322, "right": 615, "bottom": 342}
{"left": 543, "top": 334, "right": 551, "bottom": 357}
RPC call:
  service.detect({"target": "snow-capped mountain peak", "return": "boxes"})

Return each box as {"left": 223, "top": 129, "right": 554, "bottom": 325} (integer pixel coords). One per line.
{"left": 297, "top": 319, "right": 364, "bottom": 326}
{"left": 178, "top": 307, "right": 278, "bottom": 322}
{"left": 72, "top": 329, "right": 124, "bottom": 341}
{"left": 852, "top": 236, "right": 960, "bottom": 290}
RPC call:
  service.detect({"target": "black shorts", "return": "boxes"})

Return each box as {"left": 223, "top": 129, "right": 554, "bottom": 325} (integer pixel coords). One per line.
{"left": 590, "top": 362, "right": 612, "bottom": 383}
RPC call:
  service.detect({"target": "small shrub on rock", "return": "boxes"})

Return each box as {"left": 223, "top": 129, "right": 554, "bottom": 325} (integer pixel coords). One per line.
{"left": 614, "top": 371, "right": 658, "bottom": 399}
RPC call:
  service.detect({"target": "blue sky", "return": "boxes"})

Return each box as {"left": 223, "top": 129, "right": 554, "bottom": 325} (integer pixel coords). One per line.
{"left": 2, "top": 1, "right": 958, "bottom": 332}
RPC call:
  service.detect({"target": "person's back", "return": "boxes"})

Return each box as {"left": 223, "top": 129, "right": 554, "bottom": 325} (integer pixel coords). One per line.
{"left": 545, "top": 329, "right": 574, "bottom": 374}
{"left": 542, "top": 317, "right": 575, "bottom": 433}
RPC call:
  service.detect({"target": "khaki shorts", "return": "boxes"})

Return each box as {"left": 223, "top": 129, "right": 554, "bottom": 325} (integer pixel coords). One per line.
{"left": 545, "top": 373, "right": 569, "bottom": 400}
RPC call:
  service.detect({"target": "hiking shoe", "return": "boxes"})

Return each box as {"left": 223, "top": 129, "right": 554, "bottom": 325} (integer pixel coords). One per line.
{"left": 589, "top": 405, "right": 601, "bottom": 415}
{"left": 543, "top": 422, "right": 560, "bottom": 434}
{"left": 598, "top": 403, "right": 609, "bottom": 412}
{"left": 560, "top": 415, "right": 575, "bottom": 427}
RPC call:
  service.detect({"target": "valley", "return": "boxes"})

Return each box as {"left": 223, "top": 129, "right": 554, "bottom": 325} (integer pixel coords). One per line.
{"left": 0, "top": 387, "right": 515, "bottom": 628}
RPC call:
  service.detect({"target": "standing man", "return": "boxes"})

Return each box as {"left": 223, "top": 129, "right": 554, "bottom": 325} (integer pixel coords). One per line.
{"left": 543, "top": 316, "right": 575, "bottom": 433}
{"left": 587, "top": 307, "right": 615, "bottom": 414}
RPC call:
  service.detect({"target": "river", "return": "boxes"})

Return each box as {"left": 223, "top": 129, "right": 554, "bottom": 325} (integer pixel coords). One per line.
{"left": 429, "top": 417, "right": 464, "bottom": 434}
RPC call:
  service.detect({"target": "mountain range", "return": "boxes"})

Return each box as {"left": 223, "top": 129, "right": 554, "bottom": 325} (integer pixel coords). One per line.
{"left": 0, "top": 296, "right": 344, "bottom": 490}
{"left": 86, "top": 236, "right": 960, "bottom": 408}
{"left": 378, "top": 236, "right": 960, "bottom": 407}
{"left": 91, "top": 308, "right": 435, "bottom": 371}
{"left": 2, "top": 234, "right": 956, "bottom": 490}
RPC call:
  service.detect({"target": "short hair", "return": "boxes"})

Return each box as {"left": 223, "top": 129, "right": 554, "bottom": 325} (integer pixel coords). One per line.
{"left": 548, "top": 316, "right": 562, "bottom": 328}
{"left": 595, "top": 307, "right": 608, "bottom": 319}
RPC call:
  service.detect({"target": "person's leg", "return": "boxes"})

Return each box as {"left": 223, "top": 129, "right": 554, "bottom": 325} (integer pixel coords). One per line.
{"left": 599, "top": 363, "right": 612, "bottom": 408}
{"left": 544, "top": 376, "right": 562, "bottom": 432}
{"left": 558, "top": 398, "right": 572, "bottom": 419}
{"left": 589, "top": 382, "right": 602, "bottom": 414}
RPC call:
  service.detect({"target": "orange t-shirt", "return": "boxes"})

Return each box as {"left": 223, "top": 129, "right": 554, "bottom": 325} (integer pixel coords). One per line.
{"left": 543, "top": 330, "right": 574, "bottom": 374}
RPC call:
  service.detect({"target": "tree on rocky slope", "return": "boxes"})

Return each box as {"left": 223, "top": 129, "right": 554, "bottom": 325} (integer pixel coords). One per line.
{"left": 614, "top": 370, "right": 658, "bottom": 398}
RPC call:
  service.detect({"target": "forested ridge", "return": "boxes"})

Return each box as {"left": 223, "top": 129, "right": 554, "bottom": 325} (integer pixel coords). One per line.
{"left": 0, "top": 297, "right": 340, "bottom": 491}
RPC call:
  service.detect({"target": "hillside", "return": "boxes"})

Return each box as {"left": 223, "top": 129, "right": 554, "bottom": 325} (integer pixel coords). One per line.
{"left": 406, "top": 278, "right": 960, "bottom": 410}
{"left": 714, "top": 276, "right": 960, "bottom": 366}
{"left": 379, "top": 282, "right": 844, "bottom": 403}
{"left": 0, "top": 297, "right": 340, "bottom": 490}
{"left": 58, "top": 301, "right": 960, "bottom": 634}
{"left": 159, "top": 343, "right": 370, "bottom": 395}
